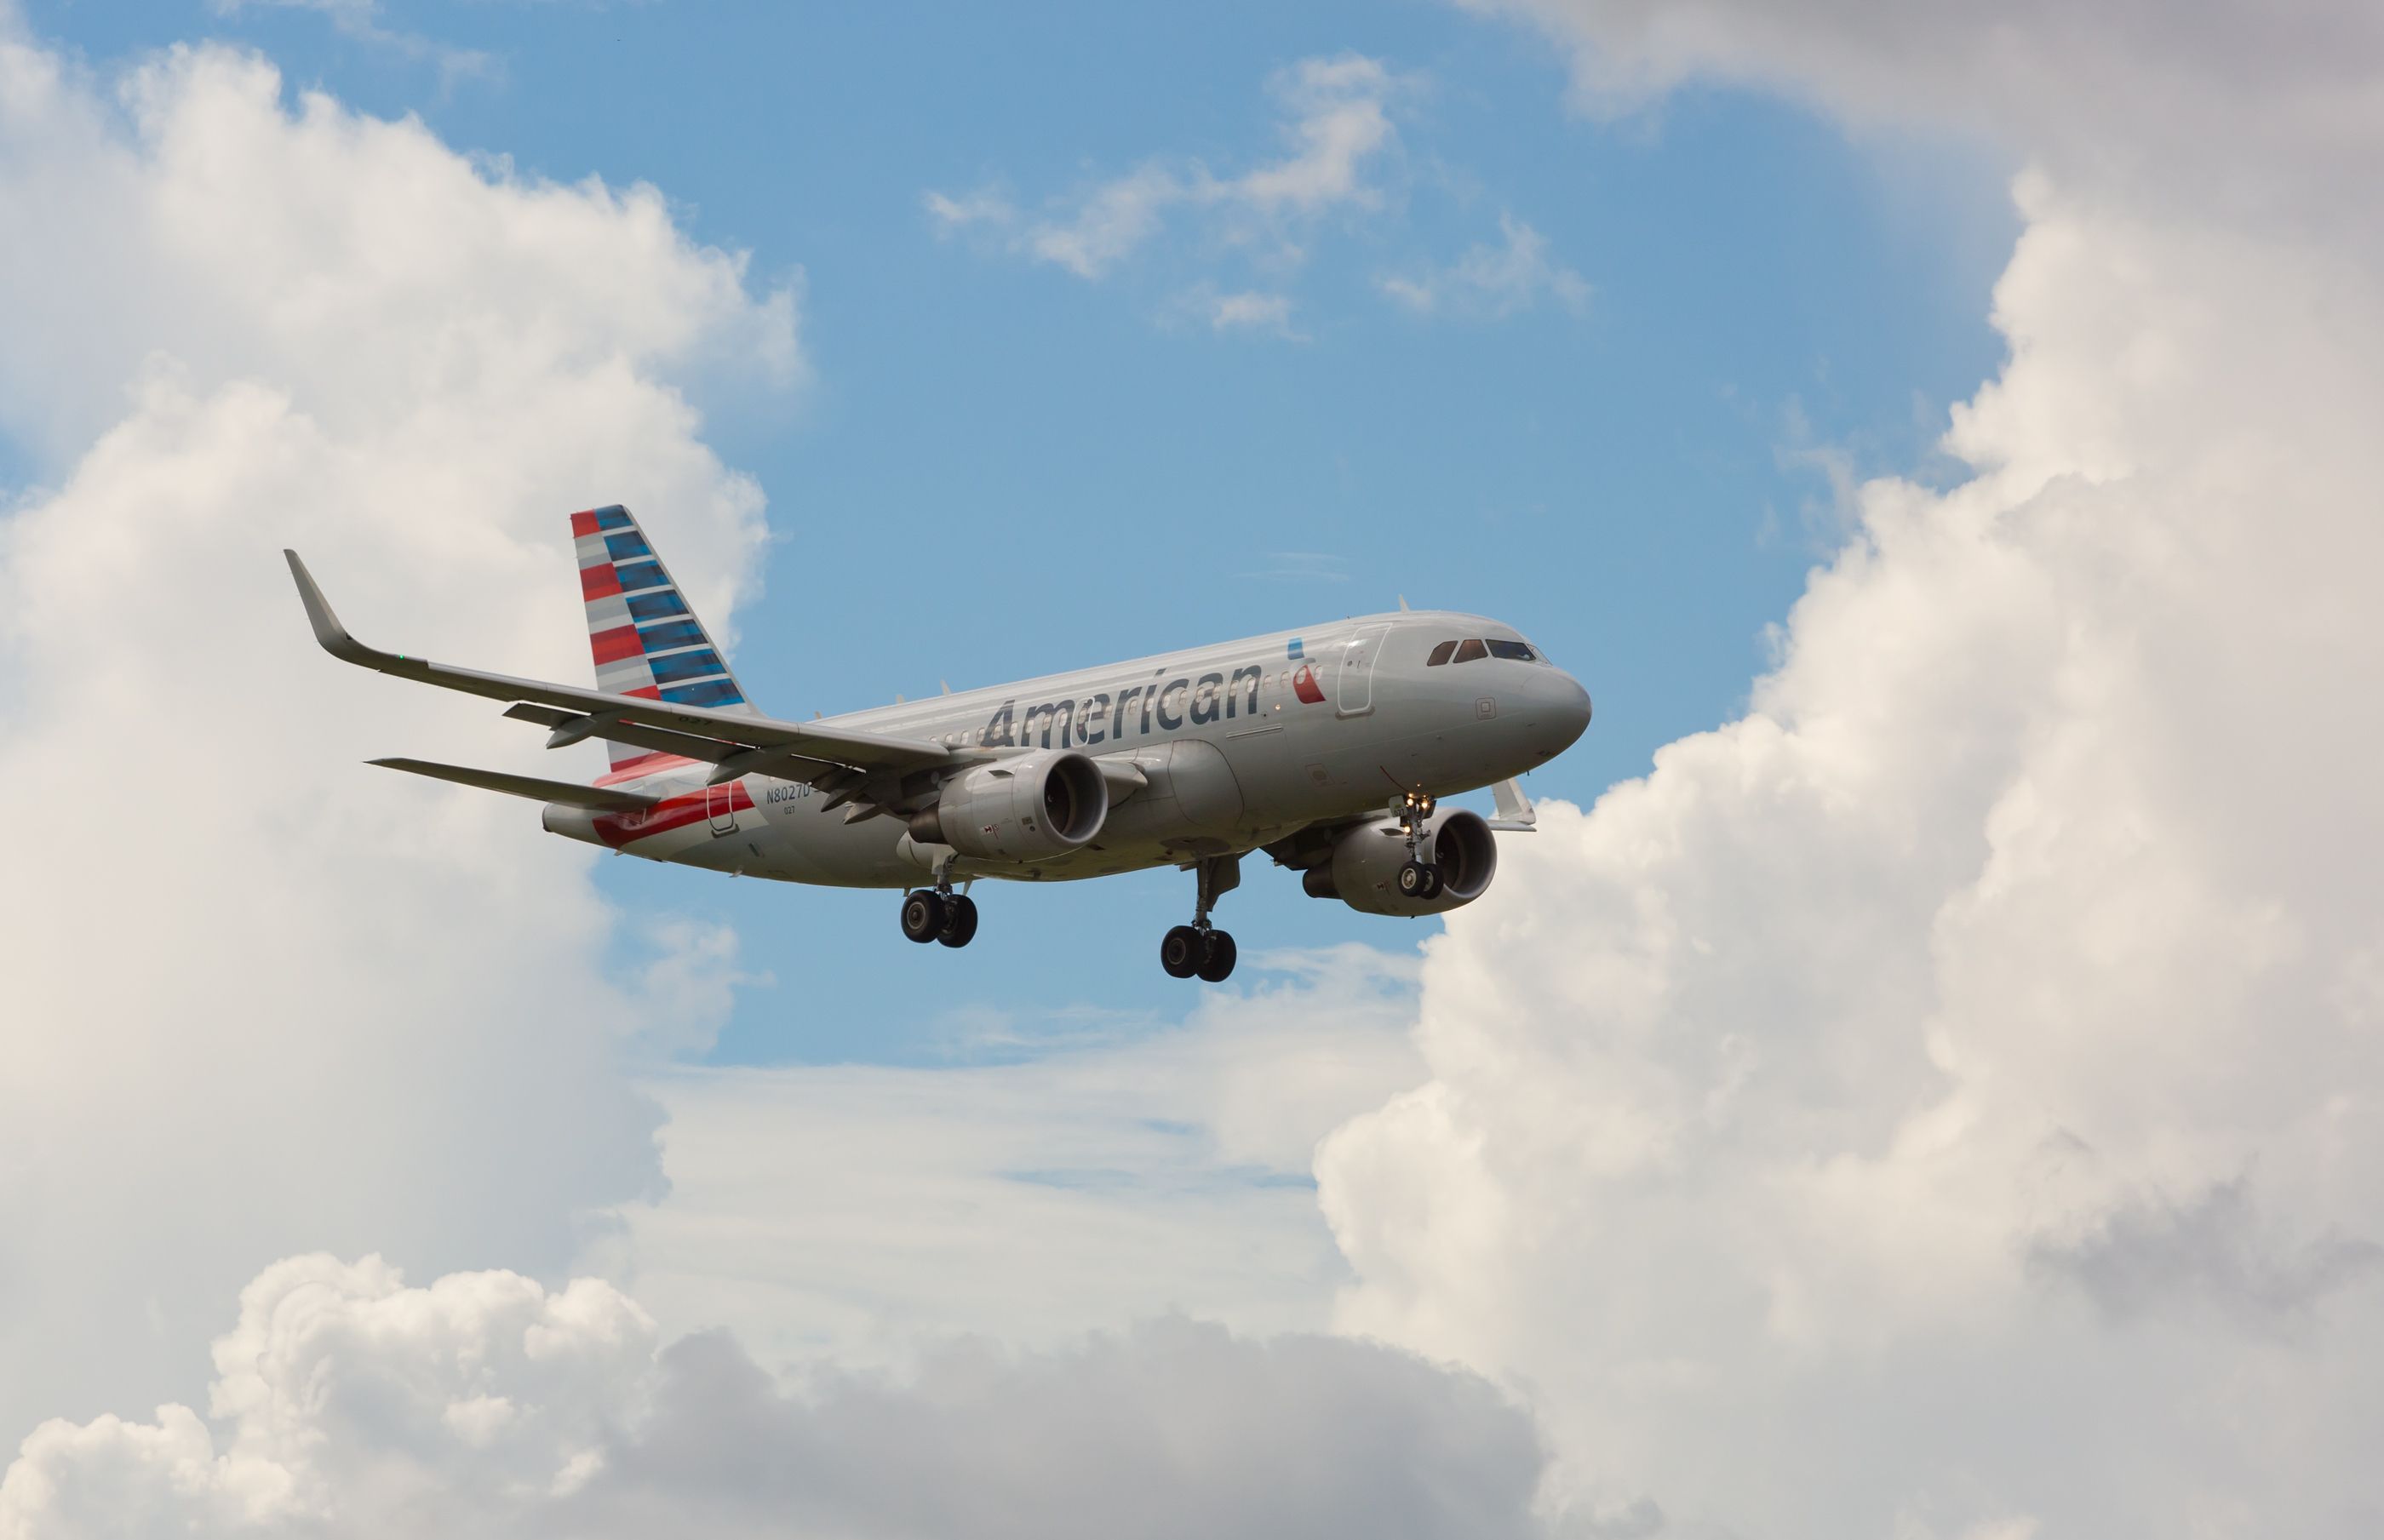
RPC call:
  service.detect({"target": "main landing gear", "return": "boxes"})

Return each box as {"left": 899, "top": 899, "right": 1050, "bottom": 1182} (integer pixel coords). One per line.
{"left": 1160, "top": 855, "right": 1240, "bottom": 982}
{"left": 1390, "top": 787, "right": 1442, "bottom": 899}
{"left": 899, "top": 860, "right": 977, "bottom": 947}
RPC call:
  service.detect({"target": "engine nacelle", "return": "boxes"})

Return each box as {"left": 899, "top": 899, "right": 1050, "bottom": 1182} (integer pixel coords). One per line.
{"left": 1303, "top": 807, "right": 1499, "bottom": 916}
{"left": 907, "top": 748, "right": 1109, "bottom": 862}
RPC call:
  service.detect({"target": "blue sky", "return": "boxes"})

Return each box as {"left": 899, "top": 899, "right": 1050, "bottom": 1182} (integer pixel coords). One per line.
{"left": 26, "top": 0, "right": 2015, "bottom": 1064}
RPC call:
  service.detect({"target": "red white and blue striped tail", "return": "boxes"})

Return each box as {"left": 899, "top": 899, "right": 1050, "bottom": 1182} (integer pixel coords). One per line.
{"left": 570, "top": 505, "right": 755, "bottom": 774}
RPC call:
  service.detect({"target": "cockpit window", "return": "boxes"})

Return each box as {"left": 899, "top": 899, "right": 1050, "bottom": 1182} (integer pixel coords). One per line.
{"left": 1425, "top": 639, "right": 1458, "bottom": 667}
{"left": 1451, "top": 638, "right": 1488, "bottom": 664}
{"left": 1486, "top": 639, "right": 1537, "bottom": 661}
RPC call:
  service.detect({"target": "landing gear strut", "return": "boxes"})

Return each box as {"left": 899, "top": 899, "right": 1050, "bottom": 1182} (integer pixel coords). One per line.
{"left": 1390, "top": 788, "right": 1442, "bottom": 899}
{"left": 900, "top": 859, "right": 978, "bottom": 947}
{"left": 1161, "top": 854, "right": 1240, "bottom": 982}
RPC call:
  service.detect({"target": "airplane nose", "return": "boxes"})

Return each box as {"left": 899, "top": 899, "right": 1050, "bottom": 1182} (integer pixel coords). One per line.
{"left": 1551, "top": 674, "right": 1591, "bottom": 753}
{"left": 1513, "top": 669, "right": 1590, "bottom": 760}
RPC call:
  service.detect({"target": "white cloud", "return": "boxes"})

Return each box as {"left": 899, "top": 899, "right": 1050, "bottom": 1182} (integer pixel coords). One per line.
{"left": 922, "top": 186, "right": 1019, "bottom": 232}
{"left": 0, "top": 32, "right": 787, "bottom": 1438}
{"left": 1458, "top": 0, "right": 2384, "bottom": 243}
{"left": 1379, "top": 214, "right": 1589, "bottom": 319}
{"left": 1208, "top": 289, "right": 1298, "bottom": 332}
{"left": 0, "top": 1253, "right": 1561, "bottom": 1539}
{"left": 926, "top": 53, "right": 1407, "bottom": 283}
{"left": 1229, "top": 54, "right": 1404, "bottom": 215}
{"left": 1309, "top": 3, "right": 2384, "bottom": 1532}
{"left": 1165, "top": 284, "right": 1304, "bottom": 338}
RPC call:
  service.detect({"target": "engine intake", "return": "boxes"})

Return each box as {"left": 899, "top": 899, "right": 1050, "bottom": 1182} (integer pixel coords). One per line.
{"left": 907, "top": 748, "right": 1108, "bottom": 862}
{"left": 1304, "top": 807, "right": 1499, "bottom": 915}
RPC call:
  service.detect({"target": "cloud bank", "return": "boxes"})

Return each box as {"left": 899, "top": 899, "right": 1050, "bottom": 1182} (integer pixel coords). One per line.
{"left": 0, "top": 1255, "right": 1559, "bottom": 1540}
{"left": 1310, "top": 2, "right": 2384, "bottom": 1535}
{"left": 0, "top": 31, "right": 789, "bottom": 1435}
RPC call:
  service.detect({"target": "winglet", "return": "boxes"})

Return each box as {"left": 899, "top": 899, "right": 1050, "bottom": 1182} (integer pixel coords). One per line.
{"left": 284, "top": 549, "right": 390, "bottom": 668}
{"left": 1486, "top": 776, "right": 1538, "bottom": 832}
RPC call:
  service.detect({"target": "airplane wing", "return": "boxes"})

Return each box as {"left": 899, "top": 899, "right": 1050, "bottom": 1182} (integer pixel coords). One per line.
{"left": 286, "top": 550, "right": 954, "bottom": 781}
{"left": 368, "top": 757, "right": 661, "bottom": 811}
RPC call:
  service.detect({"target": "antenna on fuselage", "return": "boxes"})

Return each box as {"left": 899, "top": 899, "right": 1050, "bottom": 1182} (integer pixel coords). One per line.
{"left": 1398, "top": 594, "right": 1411, "bottom": 611}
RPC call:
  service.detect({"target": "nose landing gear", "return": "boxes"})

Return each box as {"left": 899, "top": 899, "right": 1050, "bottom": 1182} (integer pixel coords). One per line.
{"left": 1160, "top": 854, "right": 1240, "bottom": 982}
{"left": 1388, "top": 788, "right": 1442, "bottom": 899}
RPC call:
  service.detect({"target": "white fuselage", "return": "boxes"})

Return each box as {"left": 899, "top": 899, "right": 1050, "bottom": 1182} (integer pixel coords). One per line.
{"left": 542, "top": 609, "right": 1591, "bottom": 889}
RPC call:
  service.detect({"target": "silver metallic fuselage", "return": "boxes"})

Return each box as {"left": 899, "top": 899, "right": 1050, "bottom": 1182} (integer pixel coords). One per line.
{"left": 547, "top": 609, "right": 1590, "bottom": 889}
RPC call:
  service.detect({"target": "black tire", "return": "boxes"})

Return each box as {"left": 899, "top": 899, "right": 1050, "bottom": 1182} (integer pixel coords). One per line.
{"left": 900, "top": 890, "right": 947, "bottom": 943}
{"left": 1398, "top": 861, "right": 1430, "bottom": 897}
{"left": 1195, "top": 929, "right": 1237, "bottom": 982}
{"left": 1160, "top": 925, "right": 1204, "bottom": 979}
{"left": 1418, "top": 865, "right": 1443, "bottom": 899}
{"left": 937, "top": 894, "right": 979, "bottom": 948}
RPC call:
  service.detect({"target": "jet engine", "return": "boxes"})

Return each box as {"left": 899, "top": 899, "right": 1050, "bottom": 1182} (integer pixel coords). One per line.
{"left": 1302, "top": 807, "right": 1499, "bottom": 916}
{"left": 907, "top": 748, "right": 1109, "bottom": 862}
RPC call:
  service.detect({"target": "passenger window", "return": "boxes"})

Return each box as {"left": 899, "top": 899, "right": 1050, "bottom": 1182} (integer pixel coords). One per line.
{"left": 1425, "top": 640, "right": 1457, "bottom": 667}
{"left": 1452, "top": 638, "right": 1488, "bottom": 663}
{"left": 1486, "top": 639, "right": 1537, "bottom": 661}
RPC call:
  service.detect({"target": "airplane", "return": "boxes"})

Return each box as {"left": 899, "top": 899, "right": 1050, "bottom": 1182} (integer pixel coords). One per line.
{"left": 284, "top": 505, "right": 1590, "bottom": 981}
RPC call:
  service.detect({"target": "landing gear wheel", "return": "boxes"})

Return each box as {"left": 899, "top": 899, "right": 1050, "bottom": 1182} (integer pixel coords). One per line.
{"left": 1418, "top": 865, "right": 1442, "bottom": 899}
{"left": 1160, "top": 925, "right": 1204, "bottom": 979}
{"left": 900, "top": 890, "right": 947, "bottom": 943}
{"left": 937, "top": 894, "right": 979, "bottom": 948}
{"left": 1398, "top": 861, "right": 1441, "bottom": 899}
{"left": 1195, "top": 929, "right": 1238, "bottom": 982}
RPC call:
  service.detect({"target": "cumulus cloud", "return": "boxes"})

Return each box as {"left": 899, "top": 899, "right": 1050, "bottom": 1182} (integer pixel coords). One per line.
{"left": 0, "top": 32, "right": 788, "bottom": 1435}
{"left": 1309, "top": 3, "right": 2384, "bottom": 1534}
{"left": 1378, "top": 214, "right": 1589, "bottom": 319}
{"left": 925, "top": 53, "right": 1407, "bottom": 282}
{"left": 0, "top": 1254, "right": 1561, "bottom": 1540}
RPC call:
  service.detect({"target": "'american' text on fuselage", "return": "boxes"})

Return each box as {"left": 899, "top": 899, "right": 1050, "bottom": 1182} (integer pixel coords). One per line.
{"left": 978, "top": 663, "right": 1287, "bottom": 750}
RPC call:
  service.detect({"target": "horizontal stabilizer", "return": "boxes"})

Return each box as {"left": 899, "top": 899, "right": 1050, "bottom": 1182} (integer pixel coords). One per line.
{"left": 367, "top": 757, "right": 659, "bottom": 812}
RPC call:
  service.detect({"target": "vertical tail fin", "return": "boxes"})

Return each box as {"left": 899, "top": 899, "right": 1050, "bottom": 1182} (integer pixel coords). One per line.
{"left": 570, "top": 505, "right": 756, "bottom": 774}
